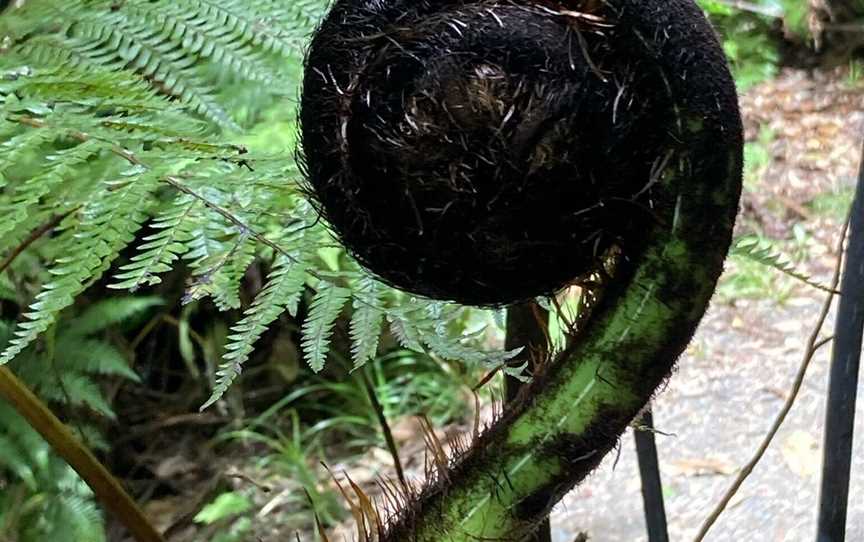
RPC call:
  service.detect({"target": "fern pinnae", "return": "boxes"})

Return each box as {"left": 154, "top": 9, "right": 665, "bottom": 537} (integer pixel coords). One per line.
{"left": 0, "top": 127, "right": 56, "bottom": 178}
{"left": 349, "top": 276, "right": 384, "bottom": 369}
{"left": 0, "top": 170, "right": 160, "bottom": 364}
{"left": 65, "top": 20, "right": 238, "bottom": 130}
{"left": 251, "top": 0, "right": 330, "bottom": 37}
{"left": 111, "top": 196, "right": 200, "bottom": 291}
{"left": 0, "top": 138, "right": 105, "bottom": 240}
{"left": 60, "top": 338, "right": 141, "bottom": 382}
{"left": 65, "top": 295, "right": 163, "bottom": 336}
{"left": 213, "top": 237, "right": 257, "bottom": 311}
{"left": 116, "top": 4, "right": 284, "bottom": 87}
{"left": 173, "top": 0, "right": 314, "bottom": 57}
{"left": 731, "top": 235, "right": 837, "bottom": 293}
{"left": 203, "top": 251, "right": 310, "bottom": 409}
{"left": 301, "top": 280, "right": 350, "bottom": 373}
{"left": 386, "top": 310, "right": 425, "bottom": 353}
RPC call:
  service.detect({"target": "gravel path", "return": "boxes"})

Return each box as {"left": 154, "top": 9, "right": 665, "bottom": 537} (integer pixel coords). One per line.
{"left": 552, "top": 295, "right": 864, "bottom": 541}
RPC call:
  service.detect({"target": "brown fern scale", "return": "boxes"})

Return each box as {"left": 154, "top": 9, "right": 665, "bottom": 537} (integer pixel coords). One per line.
{"left": 298, "top": 0, "right": 723, "bottom": 306}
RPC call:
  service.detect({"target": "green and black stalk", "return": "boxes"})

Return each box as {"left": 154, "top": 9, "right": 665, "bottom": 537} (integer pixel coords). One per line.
{"left": 505, "top": 302, "right": 551, "bottom": 542}
{"left": 300, "top": 1, "right": 743, "bottom": 539}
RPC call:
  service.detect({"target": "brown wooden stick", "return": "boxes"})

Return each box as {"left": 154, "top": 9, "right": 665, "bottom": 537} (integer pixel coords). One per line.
{"left": 0, "top": 366, "right": 165, "bottom": 542}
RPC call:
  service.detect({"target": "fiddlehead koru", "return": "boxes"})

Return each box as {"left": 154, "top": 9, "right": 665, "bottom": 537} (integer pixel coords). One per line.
{"left": 300, "top": 1, "right": 743, "bottom": 540}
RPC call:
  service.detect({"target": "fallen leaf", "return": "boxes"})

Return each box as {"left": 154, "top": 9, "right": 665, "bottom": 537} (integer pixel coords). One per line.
{"left": 668, "top": 458, "right": 737, "bottom": 477}
{"left": 782, "top": 430, "right": 820, "bottom": 478}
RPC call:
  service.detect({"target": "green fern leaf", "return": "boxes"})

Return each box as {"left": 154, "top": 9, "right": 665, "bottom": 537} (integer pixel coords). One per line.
{"left": 730, "top": 235, "right": 835, "bottom": 293}
{"left": 0, "top": 127, "right": 57, "bottom": 177}
{"left": 387, "top": 311, "right": 425, "bottom": 353}
{"left": 349, "top": 276, "right": 384, "bottom": 369}
{"left": 0, "top": 433, "right": 37, "bottom": 488}
{"left": 301, "top": 281, "right": 350, "bottom": 373}
{"left": 202, "top": 251, "right": 310, "bottom": 409}
{"left": 110, "top": 196, "right": 200, "bottom": 290}
{"left": 129, "top": 3, "right": 286, "bottom": 85}
{"left": 211, "top": 239, "right": 257, "bottom": 311}
{"left": 58, "top": 338, "right": 141, "bottom": 382}
{"left": 65, "top": 295, "right": 162, "bottom": 336}
{"left": 0, "top": 171, "right": 159, "bottom": 364}
{"left": 421, "top": 329, "right": 522, "bottom": 367}
{"left": 175, "top": 0, "right": 322, "bottom": 57}
{"left": 64, "top": 19, "right": 239, "bottom": 130}
{"left": 0, "top": 139, "right": 105, "bottom": 240}
{"left": 38, "top": 373, "right": 115, "bottom": 419}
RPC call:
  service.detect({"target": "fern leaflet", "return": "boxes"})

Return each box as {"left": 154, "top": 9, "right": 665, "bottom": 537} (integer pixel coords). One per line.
{"left": 301, "top": 281, "right": 351, "bottom": 372}
{"left": 204, "top": 250, "right": 310, "bottom": 409}
{"left": 349, "top": 276, "right": 384, "bottom": 369}
{"left": 110, "top": 196, "right": 201, "bottom": 290}
{"left": 731, "top": 235, "right": 836, "bottom": 293}
{"left": 0, "top": 171, "right": 160, "bottom": 364}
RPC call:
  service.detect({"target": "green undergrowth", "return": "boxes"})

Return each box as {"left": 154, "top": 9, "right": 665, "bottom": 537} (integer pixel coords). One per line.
{"left": 699, "top": 0, "right": 808, "bottom": 90}
{"left": 0, "top": 298, "right": 157, "bottom": 542}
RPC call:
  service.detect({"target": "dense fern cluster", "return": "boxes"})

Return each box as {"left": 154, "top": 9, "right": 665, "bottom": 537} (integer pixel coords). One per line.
{"left": 0, "top": 299, "right": 158, "bottom": 541}
{"left": 0, "top": 0, "right": 517, "bottom": 411}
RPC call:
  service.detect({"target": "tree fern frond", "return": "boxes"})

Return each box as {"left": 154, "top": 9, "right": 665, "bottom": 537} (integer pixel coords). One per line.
{"left": 0, "top": 171, "right": 160, "bottom": 364}
{"left": 56, "top": 493, "right": 106, "bottom": 542}
{"left": 63, "top": 19, "right": 239, "bottom": 130}
{"left": 250, "top": 0, "right": 331, "bottom": 37}
{"left": 130, "top": 3, "right": 287, "bottom": 85}
{"left": 0, "top": 404, "right": 45, "bottom": 466}
{"left": 730, "top": 235, "right": 836, "bottom": 293}
{"left": 421, "top": 328, "right": 522, "bottom": 367}
{"left": 0, "top": 127, "right": 57, "bottom": 175}
{"left": 0, "top": 138, "right": 105, "bottom": 240}
{"left": 211, "top": 239, "right": 257, "bottom": 311}
{"left": 301, "top": 281, "right": 350, "bottom": 372}
{"left": 0, "top": 433, "right": 37, "bottom": 489}
{"left": 349, "top": 276, "right": 384, "bottom": 369}
{"left": 1, "top": 64, "right": 166, "bottom": 111}
{"left": 172, "top": 0, "right": 321, "bottom": 57}
{"left": 387, "top": 311, "right": 425, "bottom": 353}
{"left": 203, "top": 250, "right": 311, "bottom": 409}
{"left": 37, "top": 373, "right": 115, "bottom": 418}
{"left": 110, "top": 196, "right": 201, "bottom": 290}
{"left": 57, "top": 338, "right": 141, "bottom": 382}
{"left": 184, "top": 231, "right": 254, "bottom": 310}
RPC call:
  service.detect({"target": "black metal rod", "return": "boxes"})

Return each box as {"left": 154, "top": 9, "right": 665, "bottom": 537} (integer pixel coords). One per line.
{"left": 505, "top": 302, "right": 552, "bottom": 542}
{"left": 634, "top": 408, "right": 670, "bottom": 542}
{"left": 816, "top": 135, "right": 864, "bottom": 542}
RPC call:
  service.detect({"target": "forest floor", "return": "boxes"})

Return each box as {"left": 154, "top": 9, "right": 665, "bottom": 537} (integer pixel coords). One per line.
{"left": 322, "top": 66, "right": 864, "bottom": 542}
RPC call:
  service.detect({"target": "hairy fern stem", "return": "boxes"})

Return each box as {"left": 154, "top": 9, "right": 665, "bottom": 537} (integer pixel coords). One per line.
{"left": 300, "top": 0, "right": 743, "bottom": 539}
